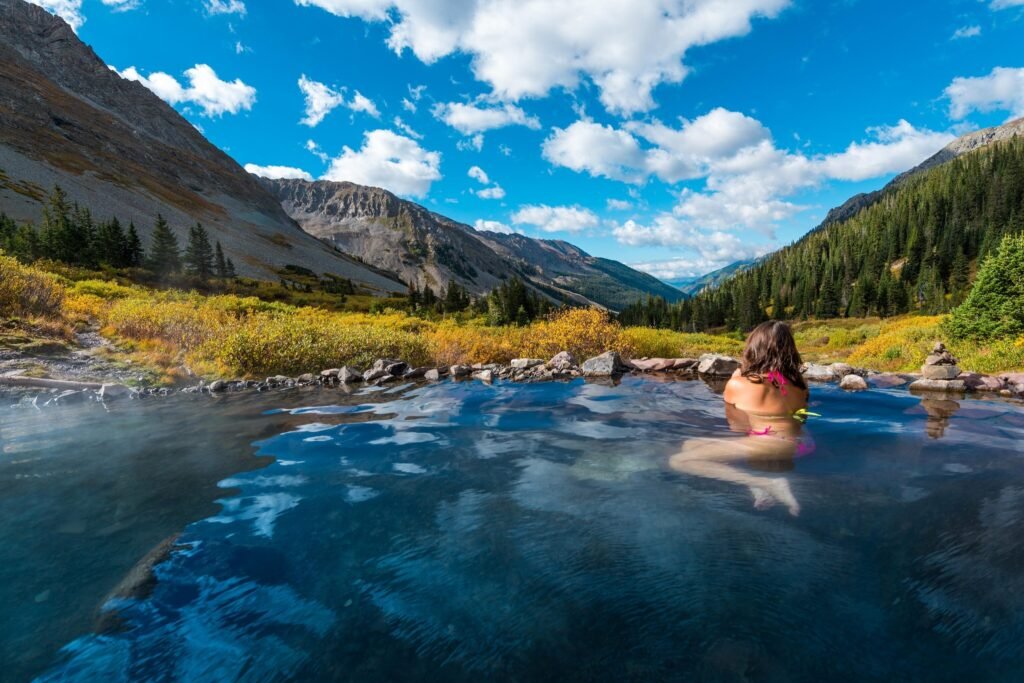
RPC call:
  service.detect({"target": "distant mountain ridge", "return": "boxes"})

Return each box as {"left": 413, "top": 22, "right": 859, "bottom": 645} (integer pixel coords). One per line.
{"left": 0, "top": 0, "right": 404, "bottom": 292}
{"left": 260, "top": 177, "right": 685, "bottom": 310}
{"left": 669, "top": 259, "right": 756, "bottom": 296}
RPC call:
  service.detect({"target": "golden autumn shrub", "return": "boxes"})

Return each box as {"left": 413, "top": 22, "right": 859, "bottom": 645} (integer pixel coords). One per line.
{"left": 426, "top": 320, "right": 526, "bottom": 366}
{"left": 0, "top": 252, "right": 65, "bottom": 318}
{"left": 521, "top": 308, "right": 627, "bottom": 360}
{"left": 210, "top": 309, "right": 430, "bottom": 376}
{"left": 618, "top": 327, "right": 744, "bottom": 359}
{"left": 846, "top": 316, "right": 945, "bottom": 371}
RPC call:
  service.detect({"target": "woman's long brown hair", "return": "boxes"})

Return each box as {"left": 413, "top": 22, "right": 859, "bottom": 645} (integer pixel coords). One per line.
{"left": 740, "top": 321, "right": 807, "bottom": 391}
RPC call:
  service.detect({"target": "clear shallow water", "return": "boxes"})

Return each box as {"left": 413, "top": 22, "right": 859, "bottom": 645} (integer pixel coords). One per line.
{"left": 3, "top": 377, "right": 1024, "bottom": 682}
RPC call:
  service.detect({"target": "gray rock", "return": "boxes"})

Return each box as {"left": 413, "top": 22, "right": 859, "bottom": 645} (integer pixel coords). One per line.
{"left": 922, "top": 364, "right": 961, "bottom": 380}
{"left": 802, "top": 363, "right": 838, "bottom": 382}
{"left": 362, "top": 368, "right": 389, "bottom": 382}
{"left": 208, "top": 379, "right": 228, "bottom": 393}
{"left": 471, "top": 369, "right": 494, "bottom": 382}
{"left": 909, "top": 378, "right": 968, "bottom": 393}
{"left": 320, "top": 368, "right": 340, "bottom": 378}
{"left": 297, "top": 373, "right": 315, "bottom": 384}
{"left": 424, "top": 368, "right": 441, "bottom": 381}
{"left": 511, "top": 358, "right": 545, "bottom": 369}
{"left": 337, "top": 366, "right": 362, "bottom": 383}
{"left": 867, "top": 373, "right": 910, "bottom": 389}
{"left": 958, "top": 372, "right": 1003, "bottom": 392}
{"left": 403, "top": 366, "right": 428, "bottom": 379}
{"left": 839, "top": 374, "right": 868, "bottom": 391}
{"left": 449, "top": 364, "right": 472, "bottom": 378}
{"left": 697, "top": 354, "right": 740, "bottom": 377}
{"left": 371, "top": 358, "right": 408, "bottom": 376}
{"left": 829, "top": 362, "right": 856, "bottom": 378}
{"left": 549, "top": 351, "right": 576, "bottom": 369}
{"left": 582, "top": 351, "right": 628, "bottom": 377}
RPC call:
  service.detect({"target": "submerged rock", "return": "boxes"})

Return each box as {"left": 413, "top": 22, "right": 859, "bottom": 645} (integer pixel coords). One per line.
{"left": 697, "top": 354, "right": 740, "bottom": 377}
{"left": 840, "top": 374, "right": 868, "bottom": 391}
{"left": 829, "top": 363, "right": 856, "bottom": 378}
{"left": 867, "top": 373, "right": 910, "bottom": 389}
{"left": 582, "top": 351, "right": 629, "bottom": 377}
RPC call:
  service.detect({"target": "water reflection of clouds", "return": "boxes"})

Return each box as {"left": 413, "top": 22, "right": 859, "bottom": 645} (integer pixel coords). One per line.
{"left": 207, "top": 492, "right": 300, "bottom": 538}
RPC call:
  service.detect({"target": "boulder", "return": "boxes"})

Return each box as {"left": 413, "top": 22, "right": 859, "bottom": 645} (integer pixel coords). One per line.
{"left": 471, "top": 369, "right": 494, "bottom": 382}
{"left": 867, "top": 373, "right": 910, "bottom": 389}
{"left": 672, "top": 358, "right": 699, "bottom": 371}
{"left": 208, "top": 379, "right": 228, "bottom": 393}
{"left": 921, "top": 364, "right": 961, "bottom": 380}
{"left": 839, "top": 374, "right": 868, "bottom": 391}
{"left": 630, "top": 357, "right": 677, "bottom": 372}
{"left": 697, "top": 354, "right": 740, "bottom": 377}
{"left": 362, "top": 368, "right": 389, "bottom": 382}
{"left": 802, "top": 364, "right": 838, "bottom": 382}
{"left": 549, "top": 351, "right": 576, "bottom": 369}
{"left": 581, "top": 351, "right": 628, "bottom": 377}
{"left": 909, "top": 378, "right": 967, "bottom": 393}
{"left": 1000, "top": 373, "right": 1024, "bottom": 389}
{"left": 320, "top": 368, "right": 340, "bottom": 378}
{"left": 511, "top": 358, "right": 545, "bottom": 370}
{"left": 449, "top": 364, "right": 472, "bottom": 378}
{"left": 369, "top": 358, "right": 407, "bottom": 376}
{"left": 829, "top": 363, "right": 856, "bottom": 378}
{"left": 424, "top": 368, "right": 441, "bottom": 382}
{"left": 403, "top": 367, "right": 429, "bottom": 379}
{"left": 338, "top": 366, "right": 363, "bottom": 383}
{"left": 960, "top": 373, "right": 1005, "bottom": 392}
{"left": 297, "top": 373, "right": 315, "bottom": 384}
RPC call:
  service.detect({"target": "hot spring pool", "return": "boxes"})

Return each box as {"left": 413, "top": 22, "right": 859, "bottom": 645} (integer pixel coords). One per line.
{"left": 2, "top": 376, "right": 1024, "bottom": 681}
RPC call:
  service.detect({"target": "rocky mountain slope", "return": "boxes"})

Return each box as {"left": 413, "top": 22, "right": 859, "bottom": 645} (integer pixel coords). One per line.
{"left": 261, "top": 177, "right": 685, "bottom": 310}
{"left": 0, "top": 0, "right": 403, "bottom": 293}
{"left": 669, "top": 259, "right": 756, "bottom": 296}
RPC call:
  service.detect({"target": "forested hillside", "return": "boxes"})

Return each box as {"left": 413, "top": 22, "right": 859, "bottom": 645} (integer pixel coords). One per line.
{"left": 620, "top": 136, "right": 1024, "bottom": 331}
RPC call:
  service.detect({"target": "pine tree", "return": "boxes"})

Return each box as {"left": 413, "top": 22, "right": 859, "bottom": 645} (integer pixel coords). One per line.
{"left": 224, "top": 257, "right": 237, "bottom": 278}
{"left": 214, "top": 241, "right": 229, "bottom": 278}
{"left": 184, "top": 223, "right": 215, "bottom": 278}
{"left": 147, "top": 214, "right": 181, "bottom": 276}
{"left": 94, "top": 216, "right": 127, "bottom": 267}
{"left": 124, "top": 222, "right": 143, "bottom": 267}
{"left": 946, "top": 233, "right": 1024, "bottom": 341}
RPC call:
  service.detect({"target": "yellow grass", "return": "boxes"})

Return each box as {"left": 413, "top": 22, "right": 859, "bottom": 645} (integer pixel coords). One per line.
{"left": 3, "top": 251, "right": 1023, "bottom": 382}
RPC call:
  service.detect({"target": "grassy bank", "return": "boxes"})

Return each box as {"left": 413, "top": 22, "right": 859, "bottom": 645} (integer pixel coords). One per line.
{"left": 3, "top": 253, "right": 1023, "bottom": 385}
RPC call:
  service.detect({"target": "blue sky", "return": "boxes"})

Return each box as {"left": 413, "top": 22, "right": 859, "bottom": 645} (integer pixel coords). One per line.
{"left": 30, "top": 0, "right": 1024, "bottom": 281}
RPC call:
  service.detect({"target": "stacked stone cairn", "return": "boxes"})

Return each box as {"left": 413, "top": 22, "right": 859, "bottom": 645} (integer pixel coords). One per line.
{"left": 909, "top": 342, "right": 967, "bottom": 393}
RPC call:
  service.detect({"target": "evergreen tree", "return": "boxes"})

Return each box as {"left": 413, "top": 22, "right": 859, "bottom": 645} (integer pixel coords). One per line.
{"left": 125, "top": 221, "right": 144, "bottom": 267}
{"left": 946, "top": 233, "right": 1024, "bottom": 341}
{"left": 214, "top": 241, "right": 229, "bottom": 278}
{"left": 94, "top": 216, "right": 127, "bottom": 267}
{"left": 224, "top": 257, "right": 236, "bottom": 278}
{"left": 147, "top": 214, "right": 181, "bottom": 276}
{"left": 184, "top": 223, "right": 215, "bottom": 278}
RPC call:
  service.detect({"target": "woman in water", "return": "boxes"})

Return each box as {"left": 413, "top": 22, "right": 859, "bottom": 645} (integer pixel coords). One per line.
{"left": 670, "top": 321, "right": 810, "bottom": 516}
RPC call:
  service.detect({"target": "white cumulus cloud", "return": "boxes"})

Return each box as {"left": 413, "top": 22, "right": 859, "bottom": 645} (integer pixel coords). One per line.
{"left": 945, "top": 66, "right": 1024, "bottom": 119}
{"left": 295, "top": 0, "right": 790, "bottom": 115}
{"left": 205, "top": 0, "right": 246, "bottom": 15}
{"left": 476, "top": 186, "right": 506, "bottom": 199}
{"left": 951, "top": 25, "right": 981, "bottom": 40}
{"left": 102, "top": 0, "right": 142, "bottom": 12}
{"left": 991, "top": 0, "right": 1024, "bottom": 8}
{"left": 467, "top": 165, "right": 490, "bottom": 184}
{"left": 322, "top": 129, "right": 442, "bottom": 197}
{"left": 244, "top": 163, "right": 313, "bottom": 180}
{"left": 511, "top": 204, "right": 598, "bottom": 233}
{"left": 116, "top": 64, "right": 257, "bottom": 117}
{"left": 298, "top": 75, "right": 380, "bottom": 126}
{"left": 432, "top": 101, "right": 541, "bottom": 136}
{"left": 474, "top": 219, "right": 518, "bottom": 234}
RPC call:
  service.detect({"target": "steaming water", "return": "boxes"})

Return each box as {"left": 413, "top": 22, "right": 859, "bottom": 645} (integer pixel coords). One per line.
{"left": 3, "top": 377, "right": 1024, "bottom": 681}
